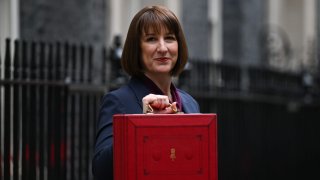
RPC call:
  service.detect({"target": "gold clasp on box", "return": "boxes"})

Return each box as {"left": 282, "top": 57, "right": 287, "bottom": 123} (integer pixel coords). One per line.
{"left": 170, "top": 148, "right": 176, "bottom": 161}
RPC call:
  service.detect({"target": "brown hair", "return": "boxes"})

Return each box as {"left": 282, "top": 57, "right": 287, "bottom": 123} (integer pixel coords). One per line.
{"left": 121, "top": 5, "right": 188, "bottom": 77}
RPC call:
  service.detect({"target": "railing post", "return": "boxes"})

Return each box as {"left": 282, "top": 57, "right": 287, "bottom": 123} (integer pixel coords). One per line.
{"left": 60, "top": 42, "right": 69, "bottom": 180}
{"left": 38, "top": 41, "right": 46, "bottom": 180}
{"left": 21, "top": 40, "right": 30, "bottom": 180}
{"left": 28, "top": 41, "right": 37, "bottom": 180}
{"left": 47, "top": 42, "right": 55, "bottom": 180}
{"left": 13, "top": 39, "right": 21, "bottom": 180}
{"left": 240, "top": 64, "right": 250, "bottom": 93}
{"left": 0, "top": 39, "right": 2, "bottom": 180}
{"left": 88, "top": 46, "right": 93, "bottom": 83}
{"left": 69, "top": 44, "right": 78, "bottom": 180}
{"left": 4, "top": 38, "right": 12, "bottom": 180}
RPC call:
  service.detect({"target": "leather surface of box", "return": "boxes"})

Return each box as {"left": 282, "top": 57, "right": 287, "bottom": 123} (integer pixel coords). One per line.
{"left": 113, "top": 114, "right": 217, "bottom": 180}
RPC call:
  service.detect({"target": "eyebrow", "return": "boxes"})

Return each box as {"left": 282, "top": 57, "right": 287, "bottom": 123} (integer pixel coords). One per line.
{"left": 144, "top": 33, "right": 156, "bottom": 36}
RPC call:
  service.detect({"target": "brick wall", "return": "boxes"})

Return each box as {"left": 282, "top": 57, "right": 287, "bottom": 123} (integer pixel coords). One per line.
{"left": 20, "top": 0, "right": 106, "bottom": 45}
{"left": 182, "top": 0, "right": 210, "bottom": 59}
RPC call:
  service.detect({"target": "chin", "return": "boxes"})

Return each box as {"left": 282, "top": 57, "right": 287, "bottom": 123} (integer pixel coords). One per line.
{"left": 156, "top": 69, "right": 171, "bottom": 74}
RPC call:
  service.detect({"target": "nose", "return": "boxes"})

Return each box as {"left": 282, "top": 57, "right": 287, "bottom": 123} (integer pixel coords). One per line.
{"left": 157, "top": 39, "right": 168, "bottom": 53}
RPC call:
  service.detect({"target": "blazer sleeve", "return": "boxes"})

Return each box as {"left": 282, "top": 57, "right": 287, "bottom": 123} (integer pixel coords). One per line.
{"left": 92, "top": 93, "right": 125, "bottom": 180}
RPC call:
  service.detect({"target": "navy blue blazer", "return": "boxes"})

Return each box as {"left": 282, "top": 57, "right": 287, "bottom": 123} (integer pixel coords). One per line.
{"left": 92, "top": 76, "right": 200, "bottom": 180}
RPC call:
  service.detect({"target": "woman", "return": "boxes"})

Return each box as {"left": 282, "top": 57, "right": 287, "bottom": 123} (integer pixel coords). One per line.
{"left": 92, "top": 5, "right": 200, "bottom": 180}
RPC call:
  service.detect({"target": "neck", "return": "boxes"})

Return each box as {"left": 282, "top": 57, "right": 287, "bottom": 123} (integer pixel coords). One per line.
{"left": 144, "top": 73, "right": 172, "bottom": 96}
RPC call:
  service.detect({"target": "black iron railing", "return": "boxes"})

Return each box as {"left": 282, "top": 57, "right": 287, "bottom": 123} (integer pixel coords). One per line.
{"left": 181, "top": 60, "right": 319, "bottom": 105}
{"left": 0, "top": 39, "right": 105, "bottom": 180}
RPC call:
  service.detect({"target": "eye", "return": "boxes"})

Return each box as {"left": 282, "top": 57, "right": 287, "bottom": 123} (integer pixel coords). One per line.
{"left": 146, "top": 37, "right": 157, "bottom": 42}
{"left": 165, "top": 35, "right": 177, "bottom": 41}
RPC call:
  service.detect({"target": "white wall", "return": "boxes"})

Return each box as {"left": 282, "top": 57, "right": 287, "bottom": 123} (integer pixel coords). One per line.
{"left": 209, "top": 0, "right": 222, "bottom": 61}
{"left": 267, "top": 0, "right": 317, "bottom": 71}
{"left": 0, "top": 0, "right": 19, "bottom": 66}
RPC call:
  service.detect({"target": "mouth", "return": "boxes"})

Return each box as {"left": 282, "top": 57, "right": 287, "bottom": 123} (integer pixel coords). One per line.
{"left": 154, "top": 57, "right": 170, "bottom": 62}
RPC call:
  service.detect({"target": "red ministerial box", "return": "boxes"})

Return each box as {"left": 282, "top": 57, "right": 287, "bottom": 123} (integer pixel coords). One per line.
{"left": 113, "top": 114, "right": 218, "bottom": 180}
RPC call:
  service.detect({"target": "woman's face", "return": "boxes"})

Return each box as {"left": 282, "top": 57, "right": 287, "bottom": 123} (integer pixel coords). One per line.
{"left": 140, "top": 27, "right": 178, "bottom": 77}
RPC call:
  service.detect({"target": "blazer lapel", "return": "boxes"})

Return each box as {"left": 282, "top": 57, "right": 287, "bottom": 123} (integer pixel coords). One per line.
{"left": 127, "top": 77, "right": 150, "bottom": 110}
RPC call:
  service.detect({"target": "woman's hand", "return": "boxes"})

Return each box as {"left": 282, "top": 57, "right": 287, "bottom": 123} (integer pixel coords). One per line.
{"left": 142, "top": 94, "right": 178, "bottom": 114}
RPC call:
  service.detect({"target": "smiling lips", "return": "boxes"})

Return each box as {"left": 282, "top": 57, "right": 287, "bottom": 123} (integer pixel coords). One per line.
{"left": 154, "top": 57, "right": 170, "bottom": 62}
